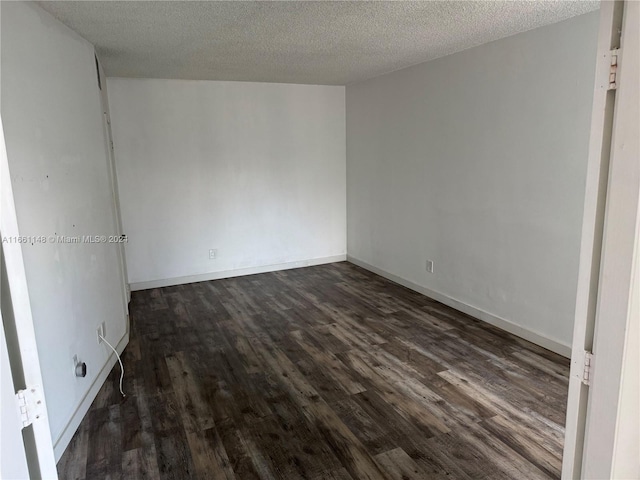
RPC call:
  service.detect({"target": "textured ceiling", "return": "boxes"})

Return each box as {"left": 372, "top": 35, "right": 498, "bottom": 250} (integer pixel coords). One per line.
{"left": 37, "top": 1, "right": 599, "bottom": 85}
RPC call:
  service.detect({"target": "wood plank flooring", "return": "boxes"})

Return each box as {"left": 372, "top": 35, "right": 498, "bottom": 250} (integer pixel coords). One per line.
{"left": 57, "top": 262, "right": 570, "bottom": 479}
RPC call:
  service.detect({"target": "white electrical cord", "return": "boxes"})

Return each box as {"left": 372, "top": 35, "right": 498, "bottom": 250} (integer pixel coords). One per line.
{"left": 98, "top": 334, "right": 126, "bottom": 397}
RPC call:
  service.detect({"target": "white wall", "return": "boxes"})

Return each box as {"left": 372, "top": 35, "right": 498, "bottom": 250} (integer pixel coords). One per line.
{"left": 108, "top": 78, "right": 346, "bottom": 288}
{"left": 1, "top": 2, "right": 128, "bottom": 458}
{"left": 346, "top": 12, "right": 599, "bottom": 354}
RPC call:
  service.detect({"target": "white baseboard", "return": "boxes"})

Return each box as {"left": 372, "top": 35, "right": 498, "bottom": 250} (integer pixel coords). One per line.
{"left": 53, "top": 331, "right": 130, "bottom": 461}
{"left": 347, "top": 255, "right": 571, "bottom": 358}
{"left": 130, "top": 254, "right": 347, "bottom": 291}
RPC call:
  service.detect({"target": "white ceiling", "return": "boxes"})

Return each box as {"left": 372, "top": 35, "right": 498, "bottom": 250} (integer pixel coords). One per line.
{"left": 37, "top": 1, "right": 599, "bottom": 86}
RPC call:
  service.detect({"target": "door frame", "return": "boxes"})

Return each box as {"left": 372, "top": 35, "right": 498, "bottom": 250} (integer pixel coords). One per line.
{"left": 581, "top": 0, "right": 639, "bottom": 477}
{"left": 95, "top": 53, "right": 130, "bottom": 307}
{"left": 563, "top": 0, "right": 639, "bottom": 477}
{"left": 1, "top": 310, "right": 30, "bottom": 480}
{"left": 1, "top": 115, "right": 58, "bottom": 478}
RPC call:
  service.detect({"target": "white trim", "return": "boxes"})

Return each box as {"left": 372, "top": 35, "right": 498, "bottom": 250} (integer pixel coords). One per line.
{"left": 563, "top": 2, "right": 627, "bottom": 477}
{"left": 347, "top": 255, "right": 571, "bottom": 358}
{"left": 1, "top": 119, "right": 58, "bottom": 477}
{"left": 53, "top": 331, "right": 129, "bottom": 461}
{"left": 130, "top": 255, "right": 347, "bottom": 291}
{"left": 582, "top": 0, "right": 640, "bottom": 476}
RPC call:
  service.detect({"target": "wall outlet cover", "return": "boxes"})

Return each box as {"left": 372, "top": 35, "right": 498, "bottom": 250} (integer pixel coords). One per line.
{"left": 96, "top": 322, "right": 105, "bottom": 344}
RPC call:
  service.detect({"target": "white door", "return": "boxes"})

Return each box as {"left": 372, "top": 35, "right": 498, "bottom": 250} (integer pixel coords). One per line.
{"left": 563, "top": 1, "right": 640, "bottom": 478}
{"left": 1, "top": 116, "right": 58, "bottom": 478}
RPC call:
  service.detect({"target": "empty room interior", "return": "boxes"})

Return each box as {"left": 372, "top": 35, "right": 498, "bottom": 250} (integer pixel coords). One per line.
{"left": 1, "top": 1, "right": 639, "bottom": 479}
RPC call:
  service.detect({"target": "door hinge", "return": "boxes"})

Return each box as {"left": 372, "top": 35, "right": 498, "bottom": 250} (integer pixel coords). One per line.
{"left": 16, "top": 385, "right": 45, "bottom": 429}
{"left": 582, "top": 351, "right": 594, "bottom": 386}
{"left": 608, "top": 48, "right": 621, "bottom": 90}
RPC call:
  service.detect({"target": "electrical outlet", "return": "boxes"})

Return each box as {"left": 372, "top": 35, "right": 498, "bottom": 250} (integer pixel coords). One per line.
{"left": 426, "top": 260, "right": 434, "bottom": 273}
{"left": 73, "top": 354, "right": 87, "bottom": 378}
{"left": 209, "top": 249, "right": 217, "bottom": 260}
{"left": 96, "top": 322, "right": 105, "bottom": 344}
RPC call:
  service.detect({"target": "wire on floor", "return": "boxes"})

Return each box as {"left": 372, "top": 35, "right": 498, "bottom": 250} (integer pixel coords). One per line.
{"left": 98, "top": 334, "right": 126, "bottom": 397}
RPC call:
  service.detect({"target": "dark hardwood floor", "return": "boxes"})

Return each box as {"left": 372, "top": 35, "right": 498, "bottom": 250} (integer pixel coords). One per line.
{"left": 58, "top": 262, "right": 570, "bottom": 479}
